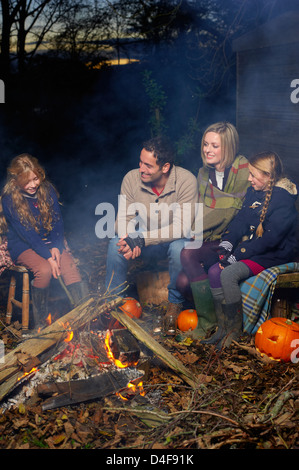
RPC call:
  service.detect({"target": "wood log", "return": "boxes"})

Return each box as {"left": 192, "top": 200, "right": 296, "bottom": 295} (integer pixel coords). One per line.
{"left": 0, "top": 295, "right": 123, "bottom": 402}
{"left": 276, "top": 272, "right": 299, "bottom": 288}
{"left": 136, "top": 271, "right": 170, "bottom": 304}
{"left": 109, "top": 309, "right": 198, "bottom": 389}
{"left": 38, "top": 368, "right": 143, "bottom": 411}
{"left": 109, "top": 329, "right": 140, "bottom": 365}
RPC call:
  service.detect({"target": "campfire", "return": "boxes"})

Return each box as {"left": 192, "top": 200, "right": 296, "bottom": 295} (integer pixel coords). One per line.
{"left": 0, "top": 296, "right": 149, "bottom": 412}
{"left": 0, "top": 290, "right": 199, "bottom": 418}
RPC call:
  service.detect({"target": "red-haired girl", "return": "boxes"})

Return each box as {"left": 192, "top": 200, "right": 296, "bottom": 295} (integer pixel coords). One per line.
{"left": 0, "top": 154, "right": 87, "bottom": 331}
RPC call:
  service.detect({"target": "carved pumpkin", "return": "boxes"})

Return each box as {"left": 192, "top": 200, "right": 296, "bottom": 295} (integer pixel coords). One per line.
{"left": 119, "top": 297, "right": 142, "bottom": 319}
{"left": 177, "top": 309, "right": 198, "bottom": 332}
{"left": 255, "top": 317, "right": 299, "bottom": 362}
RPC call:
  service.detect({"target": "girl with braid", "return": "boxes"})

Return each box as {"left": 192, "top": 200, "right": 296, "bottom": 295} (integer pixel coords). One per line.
{"left": 0, "top": 154, "right": 87, "bottom": 332}
{"left": 203, "top": 151, "right": 298, "bottom": 350}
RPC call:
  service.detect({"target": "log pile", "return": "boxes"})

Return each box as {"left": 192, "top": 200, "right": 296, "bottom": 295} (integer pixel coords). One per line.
{"left": 0, "top": 292, "right": 199, "bottom": 406}
{"left": 0, "top": 295, "right": 123, "bottom": 402}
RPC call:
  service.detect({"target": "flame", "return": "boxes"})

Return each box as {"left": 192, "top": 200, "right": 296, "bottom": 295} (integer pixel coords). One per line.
{"left": 128, "top": 381, "right": 145, "bottom": 396}
{"left": 117, "top": 381, "right": 145, "bottom": 401}
{"left": 57, "top": 320, "right": 74, "bottom": 343}
{"left": 17, "top": 367, "right": 38, "bottom": 381}
{"left": 64, "top": 329, "right": 74, "bottom": 343}
{"left": 46, "top": 313, "right": 52, "bottom": 326}
{"left": 104, "top": 331, "right": 128, "bottom": 368}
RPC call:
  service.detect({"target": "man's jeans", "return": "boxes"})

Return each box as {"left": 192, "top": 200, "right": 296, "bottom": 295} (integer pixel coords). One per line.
{"left": 105, "top": 237, "right": 188, "bottom": 304}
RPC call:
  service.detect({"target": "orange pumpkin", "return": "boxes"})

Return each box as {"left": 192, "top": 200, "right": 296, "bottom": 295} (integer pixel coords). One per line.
{"left": 177, "top": 309, "right": 198, "bottom": 332}
{"left": 119, "top": 297, "right": 142, "bottom": 319}
{"left": 255, "top": 317, "right": 299, "bottom": 362}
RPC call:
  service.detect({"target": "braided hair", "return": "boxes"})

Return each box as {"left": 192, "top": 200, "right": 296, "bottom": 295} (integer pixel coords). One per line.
{"left": 249, "top": 151, "right": 283, "bottom": 238}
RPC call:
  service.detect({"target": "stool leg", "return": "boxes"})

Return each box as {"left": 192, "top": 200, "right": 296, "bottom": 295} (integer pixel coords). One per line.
{"left": 6, "top": 275, "right": 16, "bottom": 325}
{"left": 22, "top": 272, "right": 30, "bottom": 331}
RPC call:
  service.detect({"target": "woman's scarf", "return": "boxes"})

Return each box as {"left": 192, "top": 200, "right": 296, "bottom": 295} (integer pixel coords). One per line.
{"left": 198, "top": 155, "right": 249, "bottom": 210}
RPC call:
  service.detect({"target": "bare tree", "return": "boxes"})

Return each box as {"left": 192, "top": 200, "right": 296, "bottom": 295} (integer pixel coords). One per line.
{"left": 50, "top": 0, "right": 116, "bottom": 64}
{"left": 0, "top": 0, "right": 22, "bottom": 76}
{"left": 0, "top": 0, "right": 70, "bottom": 75}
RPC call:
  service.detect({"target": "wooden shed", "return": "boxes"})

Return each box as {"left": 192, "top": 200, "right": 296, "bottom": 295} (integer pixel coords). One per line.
{"left": 233, "top": 11, "right": 299, "bottom": 185}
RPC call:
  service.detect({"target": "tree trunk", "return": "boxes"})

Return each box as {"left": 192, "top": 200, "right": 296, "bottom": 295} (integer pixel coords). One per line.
{"left": 0, "top": 0, "right": 12, "bottom": 78}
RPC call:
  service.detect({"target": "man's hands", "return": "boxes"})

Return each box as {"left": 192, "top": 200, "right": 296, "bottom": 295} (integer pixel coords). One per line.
{"left": 117, "top": 234, "right": 145, "bottom": 260}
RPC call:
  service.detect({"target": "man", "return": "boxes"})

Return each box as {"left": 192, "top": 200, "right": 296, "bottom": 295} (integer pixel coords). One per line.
{"left": 105, "top": 135, "right": 198, "bottom": 325}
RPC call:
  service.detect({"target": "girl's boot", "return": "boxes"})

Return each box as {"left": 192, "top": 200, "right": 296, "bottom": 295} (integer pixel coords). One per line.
{"left": 67, "top": 280, "right": 89, "bottom": 306}
{"left": 31, "top": 284, "right": 49, "bottom": 330}
{"left": 200, "top": 299, "right": 225, "bottom": 345}
{"left": 215, "top": 300, "right": 243, "bottom": 350}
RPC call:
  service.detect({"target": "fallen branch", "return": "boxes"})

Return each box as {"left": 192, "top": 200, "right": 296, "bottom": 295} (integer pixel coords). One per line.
{"left": 103, "top": 406, "right": 241, "bottom": 428}
{"left": 260, "top": 376, "right": 299, "bottom": 423}
{"left": 232, "top": 340, "right": 274, "bottom": 364}
{"left": 262, "top": 390, "right": 299, "bottom": 423}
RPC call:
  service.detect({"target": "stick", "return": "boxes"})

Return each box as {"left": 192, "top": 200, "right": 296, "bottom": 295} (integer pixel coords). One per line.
{"left": 232, "top": 340, "right": 274, "bottom": 364}
{"left": 58, "top": 275, "right": 75, "bottom": 306}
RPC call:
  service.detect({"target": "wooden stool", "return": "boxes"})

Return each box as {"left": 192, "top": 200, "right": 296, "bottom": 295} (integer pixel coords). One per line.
{"left": 6, "top": 265, "right": 30, "bottom": 331}
{"left": 136, "top": 270, "right": 170, "bottom": 305}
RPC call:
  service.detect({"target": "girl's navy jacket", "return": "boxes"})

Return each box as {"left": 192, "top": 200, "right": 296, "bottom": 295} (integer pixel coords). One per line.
{"left": 222, "top": 178, "right": 298, "bottom": 269}
{"left": 2, "top": 185, "right": 64, "bottom": 262}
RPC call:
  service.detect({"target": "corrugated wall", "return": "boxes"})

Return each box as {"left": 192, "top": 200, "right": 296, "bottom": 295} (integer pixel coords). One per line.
{"left": 236, "top": 42, "right": 299, "bottom": 185}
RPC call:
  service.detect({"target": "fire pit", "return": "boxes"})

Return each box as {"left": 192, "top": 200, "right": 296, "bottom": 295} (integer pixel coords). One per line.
{"left": 1, "top": 323, "right": 148, "bottom": 412}
{"left": 0, "top": 293, "right": 197, "bottom": 416}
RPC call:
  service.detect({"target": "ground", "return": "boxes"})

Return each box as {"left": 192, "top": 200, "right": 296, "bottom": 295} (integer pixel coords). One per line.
{"left": 0, "top": 235, "right": 298, "bottom": 450}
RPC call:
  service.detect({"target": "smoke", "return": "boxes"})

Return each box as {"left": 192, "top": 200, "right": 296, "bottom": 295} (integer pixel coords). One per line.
{"left": 2, "top": 0, "right": 299, "bottom": 249}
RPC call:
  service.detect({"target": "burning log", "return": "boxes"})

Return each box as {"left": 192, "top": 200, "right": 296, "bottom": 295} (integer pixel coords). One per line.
{"left": 109, "top": 309, "right": 199, "bottom": 389}
{"left": 37, "top": 368, "right": 143, "bottom": 411}
{"left": 0, "top": 296, "right": 123, "bottom": 402}
{"left": 106, "top": 329, "right": 140, "bottom": 367}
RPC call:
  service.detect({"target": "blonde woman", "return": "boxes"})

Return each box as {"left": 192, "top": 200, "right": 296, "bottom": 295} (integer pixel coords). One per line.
{"left": 205, "top": 151, "right": 298, "bottom": 349}
{"left": 0, "top": 154, "right": 87, "bottom": 331}
{"left": 177, "top": 122, "right": 249, "bottom": 337}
